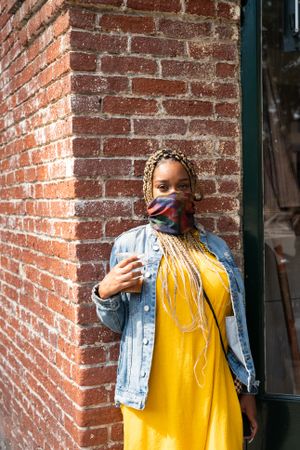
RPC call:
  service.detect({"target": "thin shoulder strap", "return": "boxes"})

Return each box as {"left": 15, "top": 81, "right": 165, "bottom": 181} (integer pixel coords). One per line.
{"left": 203, "top": 289, "right": 227, "bottom": 360}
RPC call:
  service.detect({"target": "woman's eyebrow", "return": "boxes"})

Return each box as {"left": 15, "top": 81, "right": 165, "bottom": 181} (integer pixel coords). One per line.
{"left": 154, "top": 177, "right": 190, "bottom": 182}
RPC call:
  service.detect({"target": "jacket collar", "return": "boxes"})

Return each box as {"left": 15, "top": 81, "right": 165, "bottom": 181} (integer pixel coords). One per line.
{"left": 146, "top": 222, "right": 208, "bottom": 245}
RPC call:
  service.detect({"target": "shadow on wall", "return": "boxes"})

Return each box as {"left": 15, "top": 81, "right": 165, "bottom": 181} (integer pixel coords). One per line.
{"left": 0, "top": 417, "right": 11, "bottom": 450}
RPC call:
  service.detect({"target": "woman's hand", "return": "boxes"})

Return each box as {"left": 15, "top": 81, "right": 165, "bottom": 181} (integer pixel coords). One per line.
{"left": 239, "top": 394, "right": 258, "bottom": 443}
{"left": 98, "top": 256, "right": 143, "bottom": 299}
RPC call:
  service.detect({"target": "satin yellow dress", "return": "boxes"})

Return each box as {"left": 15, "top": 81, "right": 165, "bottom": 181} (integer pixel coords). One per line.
{"left": 121, "top": 249, "right": 243, "bottom": 450}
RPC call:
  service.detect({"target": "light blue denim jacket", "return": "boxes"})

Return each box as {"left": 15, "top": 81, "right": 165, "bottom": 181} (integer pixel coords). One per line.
{"left": 92, "top": 224, "right": 259, "bottom": 410}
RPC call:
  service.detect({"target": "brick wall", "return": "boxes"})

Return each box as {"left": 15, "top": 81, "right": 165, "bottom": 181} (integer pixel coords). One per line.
{"left": 0, "top": 1, "right": 241, "bottom": 448}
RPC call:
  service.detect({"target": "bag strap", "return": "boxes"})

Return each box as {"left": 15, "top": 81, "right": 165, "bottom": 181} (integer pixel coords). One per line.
{"left": 202, "top": 288, "right": 227, "bottom": 360}
{"left": 203, "top": 289, "right": 244, "bottom": 394}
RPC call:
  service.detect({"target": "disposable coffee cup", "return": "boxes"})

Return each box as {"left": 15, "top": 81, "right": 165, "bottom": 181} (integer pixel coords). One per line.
{"left": 116, "top": 252, "right": 145, "bottom": 293}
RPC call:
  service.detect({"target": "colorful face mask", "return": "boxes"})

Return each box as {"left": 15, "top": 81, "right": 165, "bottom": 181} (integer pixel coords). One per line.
{"left": 147, "top": 192, "right": 195, "bottom": 235}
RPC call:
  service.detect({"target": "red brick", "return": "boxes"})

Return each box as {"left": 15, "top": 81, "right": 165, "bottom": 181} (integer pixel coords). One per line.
{"left": 77, "top": 242, "right": 112, "bottom": 261}
{"left": 217, "top": 2, "right": 239, "bottom": 21}
{"left": 200, "top": 180, "right": 217, "bottom": 195}
{"left": 71, "top": 74, "right": 129, "bottom": 94}
{"left": 77, "top": 262, "right": 105, "bottom": 283}
{"left": 214, "top": 83, "right": 238, "bottom": 99}
{"left": 65, "top": 415, "right": 108, "bottom": 446}
{"left": 71, "top": 94, "right": 101, "bottom": 114}
{"left": 54, "top": 220, "right": 103, "bottom": 240}
{"left": 194, "top": 159, "right": 216, "bottom": 175}
{"left": 74, "top": 158, "right": 131, "bottom": 176}
{"left": 72, "top": 364, "right": 117, "bottom": 386}
{"left": 133, "top": 159, "right": 147, "bottom": 177}
{"left": 134, "top": 118, "right": 187, "bottom": 135}
{"left": 163, "top": 99, "right": 213, "bottom": 116}
{"left": 75, "top": 200, "right": 132, "bottom": 218}
{"left": 217, "top": 216, "right": 239, "bottom": 233}
{"left": 158, "top": 18, "right": 212, "bottom": 39}
{"left": 132, "top": 78, "right": 186, "bottom": 96}
{"left": 101, "top": 55, "right": 158, "bottom": 75}
{"left": 196, "top": 196, "right": 239, "bottom": 213}
{"left": 70, "top": 30, "right": 127, "bottom": 53}
{"left": 106, "top": 179, "right": 143, "bottom": 197}
{"left": 165, "top": 140, "right": 215, "bottom": 159}
{"left": 216, "top": 63, "right": 237, "bottom": 78}
{"left": 186, "top": 0, "right": 215, "bottom": 16}
{"left": 220, "top": 234, "right": 240, "bottom": 251}
{"left": 75, "top": 345, "right": 107, "bottom": 365}
{"left": 53, "top": 10, "right": 70, "bottom": 37}
{"left": 72, "top": 117, "right": 130, "bottom": 135}
{"left": 216, "top": 159, "right": 239, "bottom": 175}
{"left": 74, "top": 404, "right": 121, "bottom": 427}
{"left": 75, "top": 0, "right": 122, "bottom": 5}
{"left": 132, "top": 36, "right": 185, "bottom": 57}
{"left": 69, "top": 52, "right": 97, "bottom": 71}
{"left": 75, "top": 180, "right": 103, "bottom": 198}
{"left": 127, "top": 0, "right": 181, "bottom": 13}
{"left": 190, "top": 119, "right": 238, "bottom": 137}
{"left": 195, "top": 216, "right": 215, "bottom": 231}
{"left": 111, "top": 422, "right": 124, "bottom": 442}
{"left": 100, "top": 14, "right": 155, "bottom": 33}
{"left": 73, "top": 137, "right": 101, "bottom": 156}
{"left": 106, "top": 219, "right": 146, "bottom": 237}
{"left": 215, "top": 24, "right": 237, "bottom": 41}
{"left": 216, "top": 102, "right": 239, "bottom": 118}
{"left": 189, "top": 42, "right": 236, "bottom": 61}
{"left": 103, "top": 138, "right": 159, "bottom": 156}
{"left": 218, "top": 140, "right": 238, "bottom": 156}
{"left": 69, "top": 8, "right": 96, "bottom": 29}
{"left": 103, "top": 96, "right": 158, "bottom": 115}
{"left": 218, "top": 179, "right": 240, "bottom": 194}
{"left": 133, "top": 199, "right": 148, "bottom": 217}
{"left": 161, "top": 60, "right": 214, "bottom": 79}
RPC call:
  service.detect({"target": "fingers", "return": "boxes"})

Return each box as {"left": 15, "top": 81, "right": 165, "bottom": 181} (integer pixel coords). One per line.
{"left": 117, "top": 259, "right": 144, "bottom": 277}
{"left": 118, "top": 255, "right": 142, "bottom": 269}
{"left": 250, "top": 418, "right": 258, "bottom": 442}
{"left": 246, "top": 415, "right": 258, "bottom": 444}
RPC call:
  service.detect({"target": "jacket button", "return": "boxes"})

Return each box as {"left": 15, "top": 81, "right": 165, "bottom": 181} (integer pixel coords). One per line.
{"left": 144, "top": 305, "right": 150, "bottom": 312}
{"left": 153, "top": 244, "right": 159, "bottom": 251}
{"left": 143, "top": 338, "right": 149, "bottom": 345}
{"left": 145, "top": 271, "right": 151, "bottom": 278}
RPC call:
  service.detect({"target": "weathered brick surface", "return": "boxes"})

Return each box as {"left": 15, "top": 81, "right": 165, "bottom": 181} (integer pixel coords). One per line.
{"left": 0, "top": 0, "right": 242, "bottom": 448}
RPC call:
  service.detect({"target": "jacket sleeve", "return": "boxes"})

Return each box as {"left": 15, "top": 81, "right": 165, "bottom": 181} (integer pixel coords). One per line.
{"left": 91, "top": 241, "right": 127, "bottom": 334}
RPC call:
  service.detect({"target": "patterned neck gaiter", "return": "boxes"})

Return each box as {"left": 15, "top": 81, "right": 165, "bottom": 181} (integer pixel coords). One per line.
{"left": 147, "top": 192, "right": 195, "bottom": 235}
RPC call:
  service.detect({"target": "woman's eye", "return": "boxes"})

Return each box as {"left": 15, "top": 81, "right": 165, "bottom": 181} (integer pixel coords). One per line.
{"left": 178, "top": 184, "right": 189, "bottom": 190}
{"left": 158, "top": 185, "right": 168, "bottom": 191}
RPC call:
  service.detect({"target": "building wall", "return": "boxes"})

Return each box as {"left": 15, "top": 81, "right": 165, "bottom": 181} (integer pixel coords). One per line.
{"left": 0, "top": 1, "right": 241, "bottom": 448}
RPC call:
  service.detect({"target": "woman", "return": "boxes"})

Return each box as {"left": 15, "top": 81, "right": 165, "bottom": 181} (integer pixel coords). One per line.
{"left": 92, "top": 149, "right": 259, "bottom": 450}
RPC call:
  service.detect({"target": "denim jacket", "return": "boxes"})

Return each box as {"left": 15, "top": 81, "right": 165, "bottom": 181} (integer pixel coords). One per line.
{"left": 92, "top": 224, "right": 259, "bottom": 410}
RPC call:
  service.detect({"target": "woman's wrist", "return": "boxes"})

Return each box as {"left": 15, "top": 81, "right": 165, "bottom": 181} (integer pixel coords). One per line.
{"left": 98, "top": 282, "right": 109, "bottom": 300}
{"left": 98, "top": 280, "right": 119, "bottom": 300}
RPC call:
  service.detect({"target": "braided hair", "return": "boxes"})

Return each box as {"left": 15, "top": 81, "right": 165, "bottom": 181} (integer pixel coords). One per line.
{"left": 143, "top": 148, "right": 198, "bottom": 204}
{"left": 143, "top": 149, "right": 229, "bottom": 384}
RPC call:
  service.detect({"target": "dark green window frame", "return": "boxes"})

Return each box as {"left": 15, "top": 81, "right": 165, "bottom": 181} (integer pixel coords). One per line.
{"left": 242, "top": 0, "right": 300, "bottom": 404}
{"left": 241, "top": 0, "right": 264, "bottom": 388}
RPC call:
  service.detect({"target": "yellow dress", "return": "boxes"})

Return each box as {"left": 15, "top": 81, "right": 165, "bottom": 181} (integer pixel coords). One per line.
{"left": 121, "top": 249, "right": 243, "bottom": 450}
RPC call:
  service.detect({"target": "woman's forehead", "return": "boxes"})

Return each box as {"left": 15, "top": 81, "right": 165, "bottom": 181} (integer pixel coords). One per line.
{"left": 152, "top": 159, "right": 189, "bottom": 179}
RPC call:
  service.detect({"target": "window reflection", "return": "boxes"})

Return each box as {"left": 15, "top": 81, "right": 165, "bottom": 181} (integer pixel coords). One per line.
{"left": 263, "top": 0, "right": 300, "bottom": 394}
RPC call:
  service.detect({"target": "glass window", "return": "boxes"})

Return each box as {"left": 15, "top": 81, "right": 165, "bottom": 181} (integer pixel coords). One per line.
{"left": 263, "top": 0, "right": 300, "bottom": 394}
